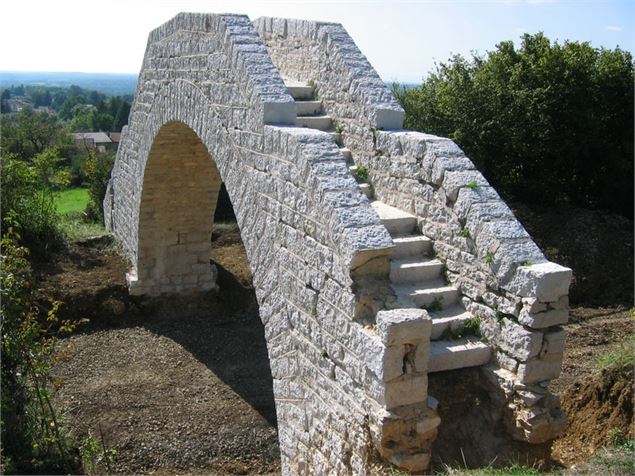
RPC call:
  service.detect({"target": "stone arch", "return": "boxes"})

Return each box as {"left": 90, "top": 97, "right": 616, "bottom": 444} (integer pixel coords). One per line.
{"left": 106, "top": 13, "right": 477, "bottom": 475}
{"left": 136, "top": 121, "right": 222, "bottom": 295}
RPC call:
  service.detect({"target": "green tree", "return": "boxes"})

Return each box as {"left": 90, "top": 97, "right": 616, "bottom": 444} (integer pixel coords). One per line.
{"left": 393, "top": 33, "right": 634, "bottom": 217}
{"left": 0, "top": 108, "right": 71, "bottom": 161}
{"left": 0, "top": 149, "right": 67, "bottom": 255}
{"left": 84, "top": 150, "right": 116, "bottom": 222}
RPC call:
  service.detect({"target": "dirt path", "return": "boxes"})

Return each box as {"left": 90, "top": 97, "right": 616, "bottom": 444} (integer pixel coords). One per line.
{"left": 47, "top": 231, "right": 281, "bottom": 475}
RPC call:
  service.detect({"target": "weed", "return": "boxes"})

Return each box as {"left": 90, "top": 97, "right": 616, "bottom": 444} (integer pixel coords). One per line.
{"left": 464, "top": 181, "right": 480, "bottom": 190}
{"left": 484, "top": 252, "right": 495, "bottom": 264}
{"left": 596, "top": 334, "right": 635, "bottom": 371}
{"left": 607, "top": 428, "right": 635, "bottom": 450}
{"left": 494, "top": 307, "right": 518, "bottom": 329}
{"left": 335, "top": 123, "right": 344, "bottom": 134}
{"left": 354, "top": 165, "right": 369, "bottom": 183}
{"left": 320, "top": 349, "right": 329, "bottom": 359}
{"left": 80, "top": 428, "right": 117, "bottom": 475}
{"left": 424, "top": 297, "right": 444, "bottom": 313}
{"left": 440, "top": 317, "right": 481, "bottom": 340}
{"left": 307, "top": 79, "right": 316, "bottom": 87}
{"left": 459, "top": 227, "right": 471, "bottom": 238}
{"left": 520, "top": 260, "right": 533, "bottom": 266}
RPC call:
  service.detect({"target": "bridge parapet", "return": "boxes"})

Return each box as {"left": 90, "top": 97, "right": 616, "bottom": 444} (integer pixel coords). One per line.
{"left": 370, "top": 129, "right": 571, "bottom": 443}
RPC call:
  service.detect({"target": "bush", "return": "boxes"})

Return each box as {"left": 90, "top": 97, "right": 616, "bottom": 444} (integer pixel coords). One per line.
{"left": 0, "top": 150, "right": 67, "bottom": 258}
{"left": 0, "top": 233, "right": 79, "bottom": 474}
{"left": 393, "top": 33, "right": 634, "bottom": 217}
{"left": 84, "top": 150, "right": 115, "bottom": 223}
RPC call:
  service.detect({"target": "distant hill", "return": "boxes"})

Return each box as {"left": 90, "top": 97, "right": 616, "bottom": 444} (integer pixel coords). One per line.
{"left": 0, "top": 71, "right": 138, "bottom": 96}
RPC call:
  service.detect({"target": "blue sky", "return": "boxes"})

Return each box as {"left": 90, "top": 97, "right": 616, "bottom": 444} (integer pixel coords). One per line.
{"left": 2, "top": 0, "right": 633, "bottom": 83}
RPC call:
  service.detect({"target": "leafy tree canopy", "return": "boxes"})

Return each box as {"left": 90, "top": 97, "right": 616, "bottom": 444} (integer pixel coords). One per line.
{"left": 393, "top": 33, "right": 634, "bottom": 217}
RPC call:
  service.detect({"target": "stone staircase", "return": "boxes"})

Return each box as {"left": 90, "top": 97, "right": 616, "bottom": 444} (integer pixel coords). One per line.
{"left": 286, "top": 79, "right": 372, "bottom": 199}
{"left": 371, "top": 200, "right": 492, "bottom": 373}
{"left": 285, "top": 79, "right": 491, "bottom": 373}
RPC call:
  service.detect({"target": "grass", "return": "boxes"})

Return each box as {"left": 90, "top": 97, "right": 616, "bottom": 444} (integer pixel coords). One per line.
{"left": 55, "top": 188, "right": 90, "bottom": 215}
{"left": 440, "top": 464, "right": 540, "bottom": 475}
{"left": 596, "top": 334, "right": 635, "bottom": 371}
{"left": 60, "top": 213, "right": 105, "bottom": 241}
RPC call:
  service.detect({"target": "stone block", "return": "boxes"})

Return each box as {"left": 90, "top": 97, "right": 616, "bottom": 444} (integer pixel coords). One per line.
{"left": 385, "top": 373, "right": 428, "bottom": 409}
{"left": 518, "top": 352, "right": 563, "bottom": 384}
{"left": 375, "top": 309, "right": 432, "bottom": 345}
{"left": 503, "top": 262, "right": 572, "bottom": 302}
{"left": 441, "top": 170, "right": 489, "bottom": 202}
{"left": 518, "top": 307, "right": 568, "bottom": 328}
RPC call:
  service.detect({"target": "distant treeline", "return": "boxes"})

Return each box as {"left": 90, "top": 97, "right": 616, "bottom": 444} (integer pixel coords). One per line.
{"left": 1, "top": 84, "right": 132, "bottom": 133}
{"left": 0, "top": 71, "right": 137, "bottom": 95}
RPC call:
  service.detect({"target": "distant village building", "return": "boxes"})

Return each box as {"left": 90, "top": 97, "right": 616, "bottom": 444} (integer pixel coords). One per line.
{"left": 72, "top": 131, "right": 120, "bottom": 153}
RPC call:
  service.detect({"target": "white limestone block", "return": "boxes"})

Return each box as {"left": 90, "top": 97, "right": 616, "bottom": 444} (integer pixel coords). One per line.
{"left": 519, "top": 308, "right": 569, "bottom": 328}
{"left": 503, "top": 262, "right": 572, "bottom": 302}
{"left": 376, "top": 309, "right": 432, "bottom": 345}
{"left": 517, "top": 352, "right": 563, "bottom": 384}
{"left": 385, "top": 374, "right": 428, "bottom": 409}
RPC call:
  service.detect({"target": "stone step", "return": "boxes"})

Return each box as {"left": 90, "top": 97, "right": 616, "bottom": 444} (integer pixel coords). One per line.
{"left": 371, "top": 201, "right": 417, "bottom": 236}
{"left": 296, "top": 100, "right": 323, "bottom": 116}
{"left": 296, "top": 115, "right": 332, "bottom": 131}
{"left": 392, "top": 279, "right": 459, "bottom": 309}
{"left": 287, "top": 84, "right": 315, "bottom": 100}
{"left": 428, "top": 339, "right": 492, "bottom": 373}
{"left": 329, "top": 131, "right": 342, "bottom": 145}
{"left": 359, "top": 183, "right": 373, "bottom": 199}
{"left": 392, "top": 235, "right": 433, "bottom": 259}
{"left": 390, "top": 258, "right": 444, "bottom": 284}
{"left": 429, "top": 305, "right": 475, "bottom": 340}
{"left": 340, "top": 147, "right": 352, "bottom": 162}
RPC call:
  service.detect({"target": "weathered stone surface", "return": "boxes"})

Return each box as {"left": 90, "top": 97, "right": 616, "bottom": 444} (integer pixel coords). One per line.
{"left": 376, "top": 308, "right": 431, "bottom": 345}
{"left": 107, "top": 12, "right": 572, "bottom": 473}
{"left": 503, "top": 262, "right": 573, "bottom": 302}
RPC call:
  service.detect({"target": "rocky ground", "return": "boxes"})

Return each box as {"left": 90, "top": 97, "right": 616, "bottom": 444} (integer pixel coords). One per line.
{"left": 37, "top": 203, "right": 633, "bottom": 475}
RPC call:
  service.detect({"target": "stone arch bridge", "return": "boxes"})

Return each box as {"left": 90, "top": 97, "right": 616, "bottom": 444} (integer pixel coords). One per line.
{"left": 105, "top": 13, "right": 572, "bottom": 475}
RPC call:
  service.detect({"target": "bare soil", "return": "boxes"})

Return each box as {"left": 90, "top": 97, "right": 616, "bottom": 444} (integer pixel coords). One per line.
{"left": 37, "top": 202, "right": 634, "bottom": 474}
{"left": 43, "top": 231, "right": 280, "bottom": 475}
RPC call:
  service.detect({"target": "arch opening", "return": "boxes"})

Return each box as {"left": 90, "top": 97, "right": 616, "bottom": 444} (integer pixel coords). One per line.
{"left": 134, "top": 121, "right": 222, "bottom": 296}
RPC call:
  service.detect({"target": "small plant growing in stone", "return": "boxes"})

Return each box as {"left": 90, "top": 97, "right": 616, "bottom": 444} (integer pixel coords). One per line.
{"left": 307, "top": 79, "right": 316, "bottom": 87}
{"left": 465, "top": 180, "right": 480, "bottom": 190}
{"left": 459, "top": 227, "right": 470, "bottom": 238}
{"left": 520, "top": 260, "right": 533, "bottom": 266}
{"left": 484, "top": 252, "right": 495, "bottom": 264}
{"left": 354, "top": 165, "right": 369, "bottom": 183}
{"left": 494, "top": 307, "right": 518, "bottom": 329}
{"left": 335, "top": 123, "right": 344, "bottom": 134}
{"left": 424, "top": 297, "right": 443, "bottom": 313}
{"left": 320, "top": 349, "right": 329, "bottom": 359}
{"left": 440, "top": 317, "right": 481, "bottom": 340}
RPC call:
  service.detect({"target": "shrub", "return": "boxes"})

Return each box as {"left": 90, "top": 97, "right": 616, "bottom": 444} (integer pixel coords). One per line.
{"left": 393, "top": 33, "right": 634, "bottom": 217}
{"left": 0, "top": 232, "right": 79, "bottom": 474}
{"left": 0, "top": 150, "right": 67, "bottom": 257}
{"left": 84, "top": 150, "right": 115, "bottom": 223}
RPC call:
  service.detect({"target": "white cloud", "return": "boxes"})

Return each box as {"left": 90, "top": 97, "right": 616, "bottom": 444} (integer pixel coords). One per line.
{"left": 606, "top": 25, "right": 623, "bottom": 32}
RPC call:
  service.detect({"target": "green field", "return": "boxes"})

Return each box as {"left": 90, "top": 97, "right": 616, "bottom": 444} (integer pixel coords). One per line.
{"left": 55, "top": 187, "right": 90, "bottom": 215}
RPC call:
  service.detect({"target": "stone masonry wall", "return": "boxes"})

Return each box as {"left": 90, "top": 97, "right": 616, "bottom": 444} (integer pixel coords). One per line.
{"left": 371, "top": 131, "right": 571, "bottom": 443}
{"left": 106, "top": 13, "right": 440, "bottom": 475}
{"left": 254, "top": 17, "right": 404, "bottom": 149}
{"left": 256, "top": 17, "right": 572, "bottom": 446}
